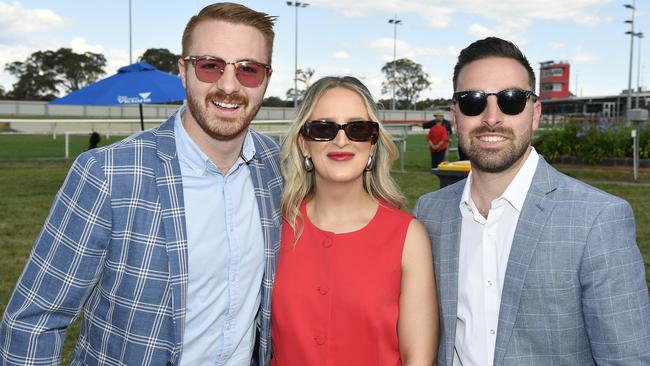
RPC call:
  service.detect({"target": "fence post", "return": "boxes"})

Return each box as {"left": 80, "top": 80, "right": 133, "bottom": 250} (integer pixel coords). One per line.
{"left": 400, "top": 125, "right": 406, "bottom": 172}
{"left": 65, "top": 132, "right": 70, "bottom": 159}
{"left": 628, "top": 109, "right": 649, "bottom": 181}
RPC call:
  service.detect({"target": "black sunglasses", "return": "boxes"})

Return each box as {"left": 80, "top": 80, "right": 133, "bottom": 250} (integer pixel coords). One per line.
{"left": 301, "top": 120, "right": 380, "bottom": 143}
{"left": 452, "top": 88, "right": 538, "bottom": 116}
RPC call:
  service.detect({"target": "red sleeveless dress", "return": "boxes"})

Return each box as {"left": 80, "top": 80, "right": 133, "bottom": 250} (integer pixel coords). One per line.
{"left": 271, "top": 200, "right": 413, "bottom": 366}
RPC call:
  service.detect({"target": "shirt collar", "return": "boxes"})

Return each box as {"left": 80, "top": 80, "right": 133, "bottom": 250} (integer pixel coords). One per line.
{"left": 460, "top": 147, "right": 539, "bottom": 215}
{"left": 174, "top": 105, "right": 256, "bottom": 175}
{"left": 500, "top": 147, "right": 539, "bottom": 212}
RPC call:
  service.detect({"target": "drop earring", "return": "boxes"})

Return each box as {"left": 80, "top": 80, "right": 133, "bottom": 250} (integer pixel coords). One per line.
{"left": 365, "top": 154, "right": 375, "bottom": 171}
{"left": 303, "top": 155, "right": 314, "bottom": 172}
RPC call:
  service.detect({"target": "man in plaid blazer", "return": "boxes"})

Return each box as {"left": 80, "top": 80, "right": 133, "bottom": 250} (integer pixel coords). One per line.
{"left": 415, "top": 37, "right": 650, "bottom": 365}
{"left": 1, "top": 3, "right": 282, "bottom": 365}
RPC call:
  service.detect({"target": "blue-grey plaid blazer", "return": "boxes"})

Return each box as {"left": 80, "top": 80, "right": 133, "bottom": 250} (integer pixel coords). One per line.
{"left": 0, "top": 115, "right": 283, "bottom": 366}
{"left": 415, "top": 157, "right": 650, "bottom": 366}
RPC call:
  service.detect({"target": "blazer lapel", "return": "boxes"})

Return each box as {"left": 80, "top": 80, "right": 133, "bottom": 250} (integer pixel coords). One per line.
{"left": 248, "top": 131, "right": 283, "bottom": 364}
{"left": 438, "top": 183, "right": 464, "bottom": 366}
{"left": 153, "top": 116, "right": 188, "bottom": 354}
{"left": 493, "top": 158, "right": 557, "bottom": 366}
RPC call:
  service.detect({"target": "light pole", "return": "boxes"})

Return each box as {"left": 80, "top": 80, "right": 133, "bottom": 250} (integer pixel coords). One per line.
{"left": 388, "top": 15, "right": 402, "bottom": 110}
{"left": 287, "top": 1, "right": 309, "bottom": 108}
{"left": 636, "top": 32, "right": 644, "bottom": 108}
{"left": 128, "top": 0, "right": 133, "bottom": 64}
{"left": 624, "top": 1, "right": 636, "bottom": 123}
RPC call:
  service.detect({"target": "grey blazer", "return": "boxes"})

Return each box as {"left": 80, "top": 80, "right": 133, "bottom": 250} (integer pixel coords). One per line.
{"left": 415, "top": 157, "right": 650, "bottom": 366}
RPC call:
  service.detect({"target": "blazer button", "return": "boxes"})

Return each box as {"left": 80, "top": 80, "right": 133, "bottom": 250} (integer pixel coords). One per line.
{"left": 314, "top": 335, "right": 326, "bottom": 345}
{"left": 317, "top": 285, "right": 329, "bottom": 295}
{"left": 322, "top": 238, "right": 333, "bottom": 248}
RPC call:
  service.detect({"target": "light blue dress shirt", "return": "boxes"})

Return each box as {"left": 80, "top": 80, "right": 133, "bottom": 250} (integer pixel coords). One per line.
{"left": 175, "top": 108, "right": 265, "bottom": 365}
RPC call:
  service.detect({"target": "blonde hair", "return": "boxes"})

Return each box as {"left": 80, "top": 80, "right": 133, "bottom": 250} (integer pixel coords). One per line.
{"left": 182, "top": 2, "right": 277, "bottom": 62}
{"left": 281, "top": 76, "right": 405, "bottom": 237}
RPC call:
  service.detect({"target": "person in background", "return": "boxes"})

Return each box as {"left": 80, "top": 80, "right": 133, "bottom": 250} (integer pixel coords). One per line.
{"left": 423, "top": 113, "right": 452, "bottom": 136}
{"left": 272, "top": 76, "right": 438, "bottom": 365}
{"left": 87, "top": 131, "right": 101, "bottom": 150}
{"left": 415, "top": 36, "right": 650, "bottom": 366}
{"left": 0, "top": 3, "right": 282, "bottom": 365}
{"left": 426, "top": 115, "right": 449, "bottom": 169}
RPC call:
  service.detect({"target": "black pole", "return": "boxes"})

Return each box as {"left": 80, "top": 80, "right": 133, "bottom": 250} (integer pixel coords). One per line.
{"left": 139, "top": 104, "right": 144, "bottom": 131}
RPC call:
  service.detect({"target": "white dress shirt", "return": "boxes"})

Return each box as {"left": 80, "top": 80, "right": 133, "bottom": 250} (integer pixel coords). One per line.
{"left": 454, "top": 148, "right": 539, "bottom": 366}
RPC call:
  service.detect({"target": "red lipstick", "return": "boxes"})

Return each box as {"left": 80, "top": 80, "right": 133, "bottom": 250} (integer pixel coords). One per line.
{"left": 327, "top": 152, "right": 354, "bottom": 161}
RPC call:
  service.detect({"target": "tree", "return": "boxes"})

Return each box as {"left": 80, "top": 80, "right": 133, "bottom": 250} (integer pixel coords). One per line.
{"left": 262, "top": 96, "right": 293, "bottom": 107}
{"left": 5, "top": 56, "right": 59, "bottom": 100}
{"left": 286, "top": 68, "right": 315, "bottom": 104}
{"left": 5, "top": 48, "right": 106, "bottom": 100}
{"left": 139, "top": 48, "right": 180, "bottom": 75}
{"left": 415, "top": 97, "right": 452, "bottom": 111}
{"left": 381, "top": 58, "right": 431, "bottom": 109}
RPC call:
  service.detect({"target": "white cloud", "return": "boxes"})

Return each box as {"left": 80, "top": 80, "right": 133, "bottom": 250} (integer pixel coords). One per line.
{"left": 548, "top": 42, "right": 565, "bottom": 50}
{"left": 267, "top": 72, "right": 290, "bottom": 99}
{"left": 331, "top": 51, "right": 349, "bottom": 60}
{"left": 569, "top": 46, "right": 597, "bottom": 63}
{"left": 360, "top": 75, "right": 385, "bottom": 99}
{"left": 0, "top": 2, "right": 68, "bottom": 42}
{"left": 67, "top": 37, "right": 130, "bottom": 77}
{"left": 0, "top": 43, "right": 49, "bottom": 90}
{"left": 307, "top": 0, "right": 611, "bottom": 36}
{"left": 70, "top": 37, "right": 104, "bottom": 54}
{"left": 367, "top": 37, "right": 456, "bottom": 63}
{"left": 309, "top": 0, "right": 456, "bottom": 27}
{"left": 0, "top": 37, "right": 130, "bottom": 91}
{"left": 466, "top": 23, "right": 529, "bottom": 46}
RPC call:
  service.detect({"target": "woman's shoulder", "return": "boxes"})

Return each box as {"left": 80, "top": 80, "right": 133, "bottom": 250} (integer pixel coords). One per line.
{"left": 377, "top": 200, "right": 414, "bottom": 223}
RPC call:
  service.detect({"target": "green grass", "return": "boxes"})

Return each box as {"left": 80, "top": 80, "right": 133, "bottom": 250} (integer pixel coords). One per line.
{"left": 0, "top": 133, "right": 649, "bottom": 362}
{"left": 0, "top": 134, "right": 125, "bottom": 160}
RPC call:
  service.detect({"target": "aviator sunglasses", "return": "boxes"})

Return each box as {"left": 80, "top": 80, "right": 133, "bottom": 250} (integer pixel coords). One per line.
{"left": 183, "top": 55, "right": 271, "bottom": 88}
{"left": 301, "top": 120, "right": 380, "bottom": 143}
{"left": 452, "top": 88, "right": 538, "bottom": 117}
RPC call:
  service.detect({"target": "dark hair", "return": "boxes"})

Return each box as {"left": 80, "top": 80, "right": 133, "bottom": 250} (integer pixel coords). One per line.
{"left": 88, "top": 132, "right": 101, "bottom": 150}
{"left": 182, "top": 2, "right": 277, "bottom": 62}
{"left": 452, "top": 37, "right": 535, "bottom": 91}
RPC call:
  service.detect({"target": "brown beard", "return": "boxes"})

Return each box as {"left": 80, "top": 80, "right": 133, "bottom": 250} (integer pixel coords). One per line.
{"left": 186, "top": 88, "right": 260, "bottom": 141}
{"left": 459, "top": 125, "right": 532, "bottom": 173}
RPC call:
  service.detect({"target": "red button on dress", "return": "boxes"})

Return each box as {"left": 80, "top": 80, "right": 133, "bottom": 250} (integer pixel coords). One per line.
{"left": 317, "top": 285, "right": 329, "bottom": 295}
{"left": 271, "top": 200, "right": 413, "bottom": 366}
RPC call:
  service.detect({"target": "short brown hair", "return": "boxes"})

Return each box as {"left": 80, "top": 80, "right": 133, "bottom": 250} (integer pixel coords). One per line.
{"left": 182, "top": 2, "right": 277, "bottom": 62}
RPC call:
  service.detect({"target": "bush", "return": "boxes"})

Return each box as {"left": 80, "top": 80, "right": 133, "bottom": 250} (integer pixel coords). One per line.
{"left": 534, "top": 119, "right": 647, "bottom": 164}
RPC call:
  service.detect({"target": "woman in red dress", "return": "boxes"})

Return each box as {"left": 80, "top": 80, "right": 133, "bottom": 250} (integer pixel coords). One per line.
{"left": 271, "top": 76, "right": 439, "bottom": 365}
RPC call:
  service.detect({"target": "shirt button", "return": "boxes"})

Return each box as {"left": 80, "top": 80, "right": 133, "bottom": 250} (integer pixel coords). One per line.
{"left": 489, "top": 329, "right": 495, "bottom": 335}
{"left": 487, "top": 280, "right": 493, "bottom": 287}
{"left": 322, "top": 238, "right": 333, "bottom": 248}
{"left": 317, "top": 286, "right": 329, "bottom": 295}
{"left": 314, "top": 335, "right": 326, "bottom": 345}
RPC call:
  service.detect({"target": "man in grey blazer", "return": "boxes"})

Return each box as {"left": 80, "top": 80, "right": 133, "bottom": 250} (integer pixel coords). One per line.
{"left": 415, "top": 37, "right": 650, "bottom": 365}
{"left": 1, "top": 3, "right": 282, "bottom": 365}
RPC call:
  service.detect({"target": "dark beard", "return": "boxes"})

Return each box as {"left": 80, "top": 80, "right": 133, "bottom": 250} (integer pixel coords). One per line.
{"left": 459, "top": 125, "right": 532, "bottom": 173}
{"left": 186, "top": 88, "right": 260, "bottom": 141}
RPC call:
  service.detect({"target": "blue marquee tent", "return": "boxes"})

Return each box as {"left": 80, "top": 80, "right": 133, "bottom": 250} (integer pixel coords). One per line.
{"left": 50, "top": 62, "right": 185, "bottom": 130}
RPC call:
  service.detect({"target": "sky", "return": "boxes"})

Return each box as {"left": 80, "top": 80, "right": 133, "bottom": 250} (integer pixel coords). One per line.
{"left": 0, "top": 0, "right": 647, "bottom": 101}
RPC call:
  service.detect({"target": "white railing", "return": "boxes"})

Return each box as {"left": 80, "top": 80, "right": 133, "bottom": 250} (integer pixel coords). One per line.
{"left": 0, "top": 100, "right": 442, "bottom": 122}
{"left": 1, "top": 119, "right": 412, "bottom": 170}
